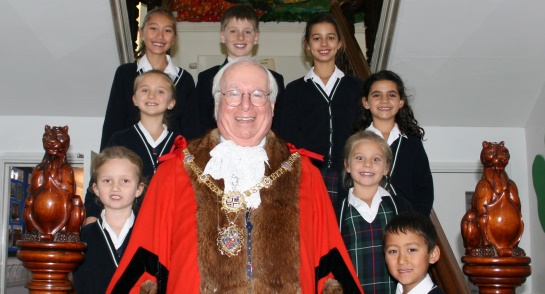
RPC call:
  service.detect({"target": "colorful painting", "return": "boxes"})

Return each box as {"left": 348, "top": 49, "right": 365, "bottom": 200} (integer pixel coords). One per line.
{"left": 172, "top": 0, "right": 338, "bottom": 23}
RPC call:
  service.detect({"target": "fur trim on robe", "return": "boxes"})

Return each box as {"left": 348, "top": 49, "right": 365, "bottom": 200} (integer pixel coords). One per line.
{"left": 188, "top": 130, "right": 301, "bottom": 292}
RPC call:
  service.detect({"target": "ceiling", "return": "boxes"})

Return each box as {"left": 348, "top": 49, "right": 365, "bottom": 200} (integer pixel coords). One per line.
{"left": 389, "top": 0, "right": 545, "bottom": 128}
{"left": 2, "top": 0, "right": 544, "bottom": 129}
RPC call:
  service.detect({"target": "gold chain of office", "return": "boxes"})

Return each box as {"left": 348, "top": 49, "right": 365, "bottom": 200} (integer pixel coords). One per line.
{"left": 183, "top": 148, "right": 301, "bottom": 205}
{"left": 182, "top": 148, "right": 300, "bottom": 256}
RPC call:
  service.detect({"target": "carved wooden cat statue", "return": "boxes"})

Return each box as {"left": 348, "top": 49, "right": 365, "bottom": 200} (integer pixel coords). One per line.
{"left": 461, "top": 141, "right": 524, "bottom": 257}
{"left": 23, "top": 125, "right": 85, "bottom": 242}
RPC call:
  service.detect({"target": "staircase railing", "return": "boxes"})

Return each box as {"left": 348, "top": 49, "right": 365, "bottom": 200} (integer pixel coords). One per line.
{"left": 430, "top": 209, "right": 470, "bottom": 293}
{"left": 330, "top": 0, "right": 371, "bottom": 79}
{"left": 330, "top": 2, "right": 470, "bottom": 293}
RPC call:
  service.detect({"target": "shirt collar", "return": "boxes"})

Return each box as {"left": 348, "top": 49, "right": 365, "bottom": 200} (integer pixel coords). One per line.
{"left": 137, "top": 54, "right": 179, "bottom": 81}
{"left": 137, "top": 122, "right": 168, "bottom": 148}
{"left": 100, "top": 209, "right": 135, "bottom": 250}
{"left": 366, "top": 122, "right": 407, "bottom": 145}
{"left": 347, "top": 186, "right": 390, "bottom": 223}
{"left": 303, "top": 66, "right": 345, "bottom": 81}
{"left": 396, "top": 274, "right": 435, "bottom": 294}
{"left": 304, "top": 66, "right": 344, "bottom": 95}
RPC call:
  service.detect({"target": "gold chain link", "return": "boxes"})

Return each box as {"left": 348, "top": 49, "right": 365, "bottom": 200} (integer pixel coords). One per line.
{"left": 183, "top": 148, "right": 300, "bottom": 198}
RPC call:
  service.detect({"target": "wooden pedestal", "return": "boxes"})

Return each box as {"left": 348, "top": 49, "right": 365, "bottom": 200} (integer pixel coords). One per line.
{"left": 462, "top": 256, "right": 531, "bottom": 294}
{"left": 16, "top": 241, "right": 86, "bottom": 294}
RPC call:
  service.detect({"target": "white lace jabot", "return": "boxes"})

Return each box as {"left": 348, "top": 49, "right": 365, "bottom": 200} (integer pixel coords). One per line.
{"left": 203, "top": 137, "right": 269, "bottom": 209}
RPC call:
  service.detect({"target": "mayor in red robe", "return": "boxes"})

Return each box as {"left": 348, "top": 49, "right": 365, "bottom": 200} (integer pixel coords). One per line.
{"left": 107, "top": 57, "right": 362, "bottom": 293}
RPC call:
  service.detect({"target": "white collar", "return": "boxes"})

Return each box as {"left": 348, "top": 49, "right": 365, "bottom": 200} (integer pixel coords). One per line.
{"left": 366, "top": 122, "right": 407, "bottom": 146}
{"left": 100, "top": 209, "right": 135, "bottom": 250}
{"left": 137, "top": 122, "right": 169, "bottom": 148}
{"left": 202, "top": 137, "right": 269, "bottom": 209}
{"left": 304, "top": 66, "right": 345, "bottom": 95}
{"left": 137, "top": 54, "right": 179, "bottom": 81}
{"left": 347, "top": 186, "right": 390, "bottom": 223}
{"left": 395, "top": 274, "right": 435, "bottom": 294}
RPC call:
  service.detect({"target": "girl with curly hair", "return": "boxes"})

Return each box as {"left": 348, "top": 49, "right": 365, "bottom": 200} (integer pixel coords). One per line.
{"left": 356, "top": 70, "right": 433, "bottom": 215}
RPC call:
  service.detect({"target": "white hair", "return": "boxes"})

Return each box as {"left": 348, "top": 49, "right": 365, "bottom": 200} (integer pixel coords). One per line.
{"left": 211, "top": 57, "right": 278, "bottom": 119}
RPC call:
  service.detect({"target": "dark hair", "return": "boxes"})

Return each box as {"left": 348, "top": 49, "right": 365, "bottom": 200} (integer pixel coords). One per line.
{"left": 90, "top": 146, "right": 147, "bottom": 208}
{"left": 383, "top": 211, "right": 438, "bottom": 253}
{"left": 341, "top": 131, "right": 392, "bottom": 189}
{"left": 135, "top": 7, "right": 177, "bottom": 60}
{"left": 303, "top": 13, "right": 343, "bottom": 45}
{"left": 356, "top": 70, "right": 425, "bottom": 139}
{"left": 133, "top": 69, "right": 176, "bottom": 126}
{"left": 220, "top": 4, "right": 259, "bottom": 32}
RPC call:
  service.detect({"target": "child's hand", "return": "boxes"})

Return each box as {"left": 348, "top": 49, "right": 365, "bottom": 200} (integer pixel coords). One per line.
{"left": 83, "top": 216, "right": 97, "bottom": 226}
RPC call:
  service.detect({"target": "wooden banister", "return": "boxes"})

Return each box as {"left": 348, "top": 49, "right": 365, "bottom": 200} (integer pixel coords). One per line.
{"left": 430, "top": 209, "right": 471, "bottom": 294}
{"left": 330, "top": 0, "right": 372, "bottom": 80}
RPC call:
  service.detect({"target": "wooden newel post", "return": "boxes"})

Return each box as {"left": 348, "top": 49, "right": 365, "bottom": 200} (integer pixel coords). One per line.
{"left": 16, "top": 125, "right": 86, "bottom": 293}
{"left": 461, "top": 141, "right": 531, "bottom": 294}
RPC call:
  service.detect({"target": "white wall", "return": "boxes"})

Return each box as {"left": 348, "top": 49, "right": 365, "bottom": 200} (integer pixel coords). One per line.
{"left": 525, "top": 84, "right": 545, "bottom": 292}
{"left": 173, "top": 22, "right": 367, "bottom": 84}
{"left": 389, "top": 0, "right": 545, "bottom": 129}
{"left": 0, "top": 116, "right": 102, "bottom": 154}
{"left": 0, "top": 1, "right": 118, "bottom": 118}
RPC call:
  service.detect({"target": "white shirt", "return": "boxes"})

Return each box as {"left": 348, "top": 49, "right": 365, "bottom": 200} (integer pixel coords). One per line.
{"left": 203, "top": 136, "right": 269, "bottom": 209}
{"left": 137, "top": 54, "right": 179, "bottom": 81}
{"left": 100, "top": 209, "right": 135, "bottom": 250}
{"left": 137, "top": 122, "right": 169, "bottom": 148}
{"left": 348, "top": 186, "right": 390, "bottom": 223}
{"left": 395, "top": 274, "right": 435, "bottom": 294}
{"left": 304, "top": 66, "right": 345, "bottom": 96}
{"left": 366, "top": 122, "right": 407, "bottom": 146}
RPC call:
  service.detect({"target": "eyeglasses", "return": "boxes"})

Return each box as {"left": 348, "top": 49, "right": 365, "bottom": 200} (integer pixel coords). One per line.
{"left": 221, "top": 90, "right": 270, "bottom": 107}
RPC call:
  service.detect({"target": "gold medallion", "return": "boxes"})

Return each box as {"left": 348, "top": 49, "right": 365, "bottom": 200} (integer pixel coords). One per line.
{"left": 221, "top": 191, "right": 245, "bottom": 213}
{"left": 217, "top": 223, "right": 243, "bottom": 257}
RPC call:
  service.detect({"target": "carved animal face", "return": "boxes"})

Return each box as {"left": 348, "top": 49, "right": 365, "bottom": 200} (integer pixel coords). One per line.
{"left": 480, "top": 141, "right": 509, "bottom": 169}
{"left": 42, "top": 125, "right": 70, "bottom": 156}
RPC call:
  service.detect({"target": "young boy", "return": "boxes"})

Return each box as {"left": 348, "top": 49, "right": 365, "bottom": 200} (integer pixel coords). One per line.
{"left": 383, "top": 212, "right": 444, "bottom": 294}
{"left": 186, "top": 4, "right": 285, "bottom": 138}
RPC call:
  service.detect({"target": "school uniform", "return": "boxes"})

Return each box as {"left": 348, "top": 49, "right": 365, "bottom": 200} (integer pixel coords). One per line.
{"left": 275, "top": 67, "right": 364, "bottom": 202}
{"left": 428, "top": 285, "right": 445, "bottom": 294}
{"left": 100, "top": 54, "right": 195, "bottom": 150}
{"left": 335, "top": 186, "right": 413, "bottom": 294}
{"left": 394, "top": 274, "right": 445, "bottom": 294}
{"left": 366, "top": 123, "right": 434, "bottom": 215}
{"left": 73, "top": 212, "right": 134, "bottom": 294}
{"left": 85, "top": 123, "right": 177, "bottom": 218}
{"left": 107, "top": 123, "right": 177, "bottom": 177}
{"left": 186, "top": 58, "right": 285, "bottom": 138}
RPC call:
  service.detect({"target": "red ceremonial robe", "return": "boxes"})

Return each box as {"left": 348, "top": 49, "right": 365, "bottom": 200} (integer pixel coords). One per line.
{"left": 107, "top": 130, "right": 362, "bottom": 293}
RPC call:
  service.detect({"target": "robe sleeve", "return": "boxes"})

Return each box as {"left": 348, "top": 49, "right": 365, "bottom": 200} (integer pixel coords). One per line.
{"left": 107, "top": 139, "right": 200, "bottom": 293}
{"left": 297, "top": 156, "right": 363, "bottom": 293}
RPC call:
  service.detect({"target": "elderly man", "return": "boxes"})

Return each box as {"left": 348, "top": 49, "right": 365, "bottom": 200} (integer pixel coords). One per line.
{"left": 107, "top": 57, "right": 362, "bottom": 293}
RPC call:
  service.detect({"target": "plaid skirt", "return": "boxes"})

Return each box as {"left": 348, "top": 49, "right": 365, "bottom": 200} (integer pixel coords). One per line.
{"left": 320, "top": 168, "right": 339, "bottom": 204}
